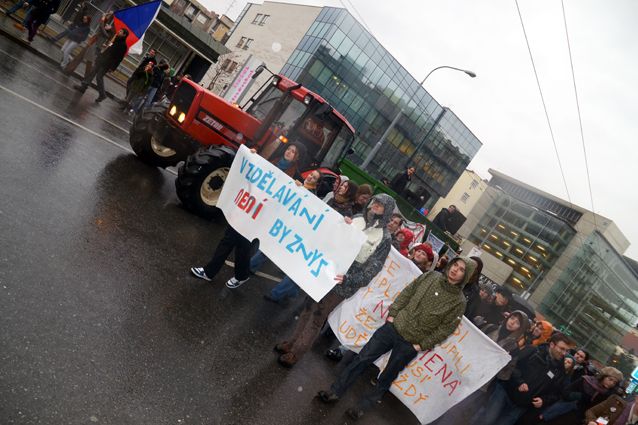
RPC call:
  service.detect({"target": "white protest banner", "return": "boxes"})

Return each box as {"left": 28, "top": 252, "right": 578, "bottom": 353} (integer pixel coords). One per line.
{"left": 217, "top": 145, "right": 367, "bottom": 301}
{"left": 328, "top": 248, "right": 510, "bottom": 424}
{"left": 425, "top": 231, "right": 446, "bottom": 254}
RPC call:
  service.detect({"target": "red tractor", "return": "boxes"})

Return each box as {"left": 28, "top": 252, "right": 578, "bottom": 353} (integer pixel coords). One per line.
{"left": 129, "top": 70, "right": 354, "bottom": 218}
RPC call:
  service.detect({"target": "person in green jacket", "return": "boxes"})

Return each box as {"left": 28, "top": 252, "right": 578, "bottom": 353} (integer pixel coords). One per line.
{"left": 317, "top": 255, "right": 477, "bottom": 420}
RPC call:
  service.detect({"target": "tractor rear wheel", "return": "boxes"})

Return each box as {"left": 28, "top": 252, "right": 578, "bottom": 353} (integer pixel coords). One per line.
{"left": 175, "top": 147, "right": 235, "bottom": 219}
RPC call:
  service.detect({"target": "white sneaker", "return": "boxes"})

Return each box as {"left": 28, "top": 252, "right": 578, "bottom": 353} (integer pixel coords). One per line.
{"left": 190, "top": 267, "right": 212, "bottom": 281}
{"left": 225, "top": 277, "right": 250, "bottom": 289}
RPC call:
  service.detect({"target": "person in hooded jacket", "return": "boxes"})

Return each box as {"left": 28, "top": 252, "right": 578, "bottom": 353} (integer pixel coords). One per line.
{"left": 275, "top": 194, "right": 397, "bottom": 368}
{"left": 317, "top": 256, "right": 477, "bottom": 420}
{"left": 463, "top": 256, "right": 484, "bottom": 320}
{"left": 395, "top": 228, "right": 414, "bottom": 257}
{"left": 326, "top": 179, "right": 358, "bottom": 218}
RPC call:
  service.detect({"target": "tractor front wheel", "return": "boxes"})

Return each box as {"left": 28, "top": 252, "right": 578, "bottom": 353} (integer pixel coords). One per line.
{"left": 175, "top": 147, "right": 235, "bottom": 219}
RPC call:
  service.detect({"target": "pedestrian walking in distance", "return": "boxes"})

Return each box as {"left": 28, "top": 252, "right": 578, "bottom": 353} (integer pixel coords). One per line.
{"left": 59, "top": 15, "right": 91, "bottom": 69}
{"left": 74, "top": 28, "right": 129, "bottom": 103}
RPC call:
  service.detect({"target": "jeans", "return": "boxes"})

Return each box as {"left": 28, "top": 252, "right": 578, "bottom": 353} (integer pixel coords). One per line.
{"left": 330, "top": 322, "right": 417, "bottom": 411}
{"left": 470, "top": 381, "right": 527, "bottom": 425}
{"left": 143, "top": 86, "right": 159, "bottom": 108}
{"left": 60, "top": 40, "right": 78, "bottom": 67}
{"left": 203, "top": 226, "right": 252, "bottom": 281}
{"left": 249, "top": 250, "right": 268, "bottom": 273}
{"left": 541, "top": 400, "right": 577, "bottom": 421}
{"left": 270, "top": 276, "right": 299, "bottom": 301}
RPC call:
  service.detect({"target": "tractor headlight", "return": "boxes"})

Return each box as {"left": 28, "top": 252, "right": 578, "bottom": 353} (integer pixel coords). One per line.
{"left": 169, "top": 105, "right": 177, "bottom": 116}
{"left": 303, "top": 94, "right": 313, "bottom": 105}
{"left": 278, "top": 135, "right": 288, "bottom": 144}
{"left": 178, "top": 112, "right": 186, "bottom": 123}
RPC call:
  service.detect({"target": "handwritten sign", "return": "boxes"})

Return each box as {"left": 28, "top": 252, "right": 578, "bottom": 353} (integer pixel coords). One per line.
{"left": 328, "top": 248, "right": 510, "bottom": 424}
{"left": 217, "top": 146, "right": 367, "bottom": 301}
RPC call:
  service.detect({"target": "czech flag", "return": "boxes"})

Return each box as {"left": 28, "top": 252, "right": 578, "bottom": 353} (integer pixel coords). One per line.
{"left": 113, "top": 0, "right": 162, "bottom": 55}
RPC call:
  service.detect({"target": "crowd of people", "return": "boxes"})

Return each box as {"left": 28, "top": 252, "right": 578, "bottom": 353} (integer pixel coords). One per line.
{"left": 186, "top": 146, "right": 635, "bottom": 424}
{"left": 5, "top": 4, "right": 632, "bottom": 420}
{"left": 4, "top": 2, "right": 185, "bottom": 107}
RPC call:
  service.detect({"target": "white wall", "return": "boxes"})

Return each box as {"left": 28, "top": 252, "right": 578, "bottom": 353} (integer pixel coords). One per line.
{"left": 201, "top": 1, "right": 321, "bottom": 101}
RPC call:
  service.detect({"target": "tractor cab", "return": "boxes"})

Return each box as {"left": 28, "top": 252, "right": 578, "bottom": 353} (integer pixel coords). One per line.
{"left": 242, "top": 74, "right": 355, "bottom": 173}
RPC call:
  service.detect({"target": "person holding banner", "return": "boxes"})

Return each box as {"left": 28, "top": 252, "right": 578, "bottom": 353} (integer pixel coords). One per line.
{"left": 325, "top": 179, "right": 358, "bottom": 218}
{"left": 275, "top": 194, "right": 397, "bottom": 368}
{"left": 317, "top": 256, "right": 477, "bottom": 420}
{"left": 191, "top": 144, "right": 305, "bottom": 288}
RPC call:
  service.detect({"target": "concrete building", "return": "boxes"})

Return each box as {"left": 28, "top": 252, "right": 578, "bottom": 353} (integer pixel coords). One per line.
{"left": 458, "top": 169, "right": 638, "bottom": 362}
{"left": 54, "top": 0, "right": 229, "bottom": 82}
{"left": 209, "top": 14, "right": 234, "bottom": 43}
{"left": 167, "top": 0, "right": 216, "bottom": 32}
{"left": 428, "top": 169, "right": 487, "bottom": 219}
{"left": 202, "top": 1, "right": 321, "bottom": 98}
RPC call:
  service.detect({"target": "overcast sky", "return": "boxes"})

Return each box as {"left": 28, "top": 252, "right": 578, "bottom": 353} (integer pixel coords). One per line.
{"left": 205, "top": 0, "right": 638, "bottom": 259}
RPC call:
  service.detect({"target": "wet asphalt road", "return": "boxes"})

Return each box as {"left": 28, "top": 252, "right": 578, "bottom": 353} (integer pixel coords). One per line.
{"left": 0, "top": 36, "right": 423, "bottom": 425}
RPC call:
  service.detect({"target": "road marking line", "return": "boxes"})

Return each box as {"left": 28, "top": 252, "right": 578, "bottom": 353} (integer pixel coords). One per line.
{"left": 224, "top": 260, "right": 280, "bottom": 283}
{"left": 0, "top": 46, "right": 130, "bottom": 135}
{"left": 0, "top": 82, "right": 177, "bottom": 176}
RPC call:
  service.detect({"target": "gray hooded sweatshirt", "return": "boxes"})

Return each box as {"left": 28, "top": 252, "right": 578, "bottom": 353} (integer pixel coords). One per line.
{"left": 333, "top": 193, "right": 397, "bottom": 298}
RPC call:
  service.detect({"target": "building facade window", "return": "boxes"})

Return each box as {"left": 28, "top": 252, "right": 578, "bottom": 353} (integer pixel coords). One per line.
{"left": 251, "top": 13, "right": 262, "bottom": 24}
{"left": 221, "top": 59, "right": 238, "bottom": 72}
{"left": 470, "top": 179, "right": 479, "bottom": 189}
{"left": 196, "top": 13, "right": 208, "bottom": 24}
{"left": 242, "top": 38, "right": 254, "bottom": 50}
{"left": 258, "top": 14, "right": 270, "bottom": 25}
{"left": 460, "top": 192, "right": 470, "bottom": 203}
{"left": 539, "top": 232, "right": 638, "bottom": 363}
{"left": 236, "top": 36, "right": 247, "bottom": 48}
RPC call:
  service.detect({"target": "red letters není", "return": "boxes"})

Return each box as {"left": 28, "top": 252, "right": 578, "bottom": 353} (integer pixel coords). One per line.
{"left": 233, "top": 189, "right": 266, "bottom": 220}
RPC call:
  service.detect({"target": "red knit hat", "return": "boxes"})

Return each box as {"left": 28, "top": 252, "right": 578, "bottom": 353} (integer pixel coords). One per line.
{"left": 412, "top": 243, "right": 434, "bottom": 261}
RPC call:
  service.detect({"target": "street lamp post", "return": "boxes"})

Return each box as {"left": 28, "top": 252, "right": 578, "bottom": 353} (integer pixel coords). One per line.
{"left": 360, "top": 66, "right": 475, "bottom": 170}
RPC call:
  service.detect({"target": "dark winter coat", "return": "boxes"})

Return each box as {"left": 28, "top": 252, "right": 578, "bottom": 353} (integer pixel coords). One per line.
{"left": 327, "top": 197, "right": 354, "bottom": 218}
{"left": 150, "top": 66, "right": 165, "bottom": 88}
{"left": 67, "top": 22, "right": 90, "bottom": 43}
{"left": 463, "top": 282, "right": 482, "bottom": 319}
{"left": 31, "top": 0, "right": 60, "bottom": 21}
{"left": 432, "top": 207, "right": 452, "bottom": 232}
{"left": 333, "top": 194, "right": 396, "bottom": 299}
{"left": 389, "top": 256, "right": 477, "bottom": 351}
{"left": 390, "top": 170, "right": 411, "bottom": 194}
{"left": 97, "top": 36, "right": 128, "bottom": 71}
{"left": 133, "top": 54, "right": 157, "bottom": 76}
{"left": 505, "top": 343, "right": 567, "bottom": 407}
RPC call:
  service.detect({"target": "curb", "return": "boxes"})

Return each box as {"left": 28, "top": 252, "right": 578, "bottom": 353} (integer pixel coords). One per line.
{"left": 0, "top": 15, "right": 123, "bottom": 101}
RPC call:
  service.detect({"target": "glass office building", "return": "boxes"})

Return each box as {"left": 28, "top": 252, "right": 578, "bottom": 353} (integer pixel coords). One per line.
{"left": 279, "top": 7, "right": 482, "bottom": 201}
{"left": 468, "top": 187, "right": 577, "bottom": 292}
{"left": 539, "top": 232, "right": 638, "bottom": 362}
